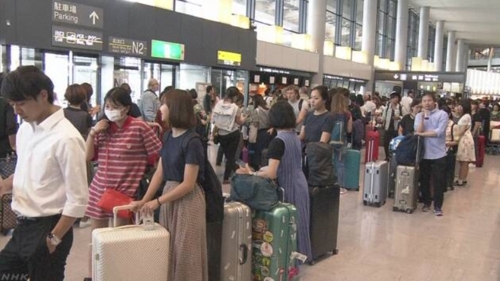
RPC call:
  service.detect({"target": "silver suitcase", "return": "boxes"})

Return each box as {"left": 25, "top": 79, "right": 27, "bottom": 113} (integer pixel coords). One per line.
{"left": 393, "top": 165, "right": 419, "bottom": 214}
{"left": 363, "top": 161, "right": 388, "bottom": 207}
{"left": 92, "top": 206, "right": 170, "bottom": 281}
{"left": 221, "top": 202, "right": 252, "bottom": 281}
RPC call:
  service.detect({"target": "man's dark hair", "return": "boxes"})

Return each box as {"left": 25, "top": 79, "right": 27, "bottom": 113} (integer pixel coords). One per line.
{"left": 269, "top": 101, "right": 296, "bottom": 129}
{"left": 81, "top": 82, "right": 93, "bottom": 102}
{"left": 422, "top": 91, "right": 437, "bottom": 102}
{"left": 189, "top": 89, "right": 198, "bottom": 100}
{"left": 1, "top": 66, "right": 54, "bottom": 103}
{"left": 104, "top": 87, "right": 132, "bottom": 110}
{"left": 224, "top": 86, "right": 241, "bottom": 100}
{"left": 163, "top": 85, "right": 174, "bottom": 93}
{"left": 65, "top": 84, "right": 87, "bottom": 105}
{"left": 206, "top": 85, "right": 213, "bottom": 94}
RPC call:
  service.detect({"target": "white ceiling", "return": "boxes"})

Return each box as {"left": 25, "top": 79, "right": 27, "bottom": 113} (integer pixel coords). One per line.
{"left": 408, "top": 0, "right": 500, "bottom": 46}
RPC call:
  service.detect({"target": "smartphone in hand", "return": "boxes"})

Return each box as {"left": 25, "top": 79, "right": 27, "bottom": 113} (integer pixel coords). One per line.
{"left": 236, "top": 159, "right": 246, "bottom": 168}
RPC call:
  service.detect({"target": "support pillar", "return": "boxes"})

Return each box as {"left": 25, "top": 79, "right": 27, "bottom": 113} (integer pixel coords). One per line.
{"left": 307, "top": 0, "right": 327, "bottom": 86}
{"left": 361, "top": 0, "right": 377, "bottom": 91}
{"left": 434, "top": 20, "right": 444, "bottom": 71}
{"left": 418, "top": 6, "right": 430, "bottom": 59}
{"left": 395, "top": 0, "right": 409, "bottom": 70}
{"left": 446, "top": 31, "right": 456, "bottom": 71}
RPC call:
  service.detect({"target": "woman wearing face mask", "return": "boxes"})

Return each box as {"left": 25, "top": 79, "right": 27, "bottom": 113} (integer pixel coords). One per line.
{"left": 83, "top": 87, "right": 162, "bottom": 280}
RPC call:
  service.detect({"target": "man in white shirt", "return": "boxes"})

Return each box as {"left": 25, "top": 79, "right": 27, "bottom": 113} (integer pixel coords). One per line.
{"left": 286, "top": 86, "right": 309, "bottom": 134}
{"left": 401, "top": 90, "right": 415, "bottom": 115}
{"left": 0, "top": 66, "right": 89, "bottom": 280}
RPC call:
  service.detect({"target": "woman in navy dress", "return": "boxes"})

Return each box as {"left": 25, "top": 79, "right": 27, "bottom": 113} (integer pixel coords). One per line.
{"left": 237, "top": 101, "right": 312, "bottom": 263}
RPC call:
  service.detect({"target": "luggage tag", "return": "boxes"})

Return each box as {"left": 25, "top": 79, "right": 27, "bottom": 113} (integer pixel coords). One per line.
{"left": 290, "top": 252, "right": 307, "bottom": 263}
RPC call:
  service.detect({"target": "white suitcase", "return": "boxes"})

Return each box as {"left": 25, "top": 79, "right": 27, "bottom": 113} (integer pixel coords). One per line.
{"left": 92, "top": 206, "right": 170, "bottom": 281}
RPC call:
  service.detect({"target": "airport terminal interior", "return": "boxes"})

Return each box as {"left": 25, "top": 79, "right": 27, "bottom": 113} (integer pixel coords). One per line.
{"left": 1, "top": 0, "right": 500, "bottom": 280}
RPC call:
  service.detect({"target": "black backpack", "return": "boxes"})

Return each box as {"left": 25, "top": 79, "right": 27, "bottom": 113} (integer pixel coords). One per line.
{"left": 172, "top": 131, "right": 224, "bottom": 223}
{"left": 396, "top": 135, "right": 424, "bottom": 166}
{"left": 304, "top": 142, "right": 335, "bottom": 187}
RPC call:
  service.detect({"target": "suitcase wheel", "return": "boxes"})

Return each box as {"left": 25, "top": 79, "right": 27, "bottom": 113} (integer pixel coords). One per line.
{"left": 309, "top": 260, "right": 316, "bottom": 266}
{"left": 363, "top": 201, "right": 367, "bottom": 206}
{"left": 1, "top": 228, "right": 9, "bottom": 236}
{"left": 332, "top": 249, "right": 339, "bottom": 255}
{"left": 392, "top": 207, "right": 398, "bottom": 212}
{"left": 355, "top": 187, "right": 359, "bottom": 192}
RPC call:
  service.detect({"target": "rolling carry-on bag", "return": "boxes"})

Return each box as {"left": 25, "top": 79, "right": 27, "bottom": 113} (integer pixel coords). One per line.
{"left": 364, "top": 130, "right": 379, "bottom": 163}
{"left": 344, "top": 139, "right": 361, "bottom": 191}
{"left": 0, "top": 155, "right": 17, "bottom": 234}
{"left": 392, "top": 166, "right": 419, "bottom": 213}
{"left": 309, "top": 185, "right": 340, "bottom": 264}
{"left": 363, "top": 160, "right": 389, "bottom": 207}
{"left": 221, "top": 202, "right": 252, "bottom": 281}
{"left": 92, "top": 206, "right": 170, "bottom": 281}
{"left": 476, "top": 135, "right": 485, "bottom": 168}
{"left": 252, "top": 203, "right": 302, "bottom": 281}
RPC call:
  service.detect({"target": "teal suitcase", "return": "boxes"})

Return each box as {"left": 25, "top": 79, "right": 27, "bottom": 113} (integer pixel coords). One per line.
{"left": 252, "top": 203, "right": 299, "bottom": 281}
{"left": 344, "top": 148, "right": 361, "bottom": 191}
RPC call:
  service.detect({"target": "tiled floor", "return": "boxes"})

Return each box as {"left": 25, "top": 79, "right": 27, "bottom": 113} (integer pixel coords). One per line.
{"left": 1, "top": 146, "right": 500, "bottom": 281}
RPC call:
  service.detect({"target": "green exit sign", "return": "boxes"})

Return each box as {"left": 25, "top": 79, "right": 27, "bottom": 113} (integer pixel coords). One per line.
{"left": 151, "top": 40, "right": 185, "bottom": 60}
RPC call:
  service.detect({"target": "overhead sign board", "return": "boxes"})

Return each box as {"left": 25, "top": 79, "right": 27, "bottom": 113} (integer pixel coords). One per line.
{"left": 52, "top": 25, "right": 103, "bottom": 51}
{"left": 151, "top": 40, "right": 185, "bottom": 60}
{"left": 109, "top": 37, "right": 148, "bottom": 57}
{"left": 52, "top": 0, "right": 104, "bottom": 29}
{"left": 217, "top": 50, "right": 242, "bottom": 66}
{"left": 375, "top": 71, "right": 465, "bottom": 83}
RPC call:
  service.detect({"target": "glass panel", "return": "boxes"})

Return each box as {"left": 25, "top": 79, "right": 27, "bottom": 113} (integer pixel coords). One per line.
{"left": 387, "top": 16, "right": 395, "bottom": 39}
{"left": 101, "top": 56, "right": 114, "bottom": 106}
{"left": 179, "top": 63, "right": 210, "bottom": 90}
{"left": 255, "top": 0, "right": 276, "bottom": 25}
{"left": 389, "top": 0, "right": 397, "bottom": 17}
{"left": 114, "top": 57, "right": 142, "bottom": 103}
{"left": 233, "top": 0, "right": 247, "bottom": 16}
{"left": 283, "top": 0, "right": 300, "bottom": 32}
{"left": 282, "top": 29, "right": 293, "bottom": 47}
{"left": 326, "top": 0, "right": 337, "bottom": 13}
{"left": 354, "top": 24, "right": 362, "bottom": 50}
{"left": 325, "top": 12, "right": 336, "bottom": 41}
{"left": 341, "top": 18, "right": 351, "bottom": 46}
{"left": 379, "top": 0, "right": 387, "bottom": 12}
{"left": 44, "top": 53, "right": 69, "bottom": 107}
{"left": 9, "top": 45, "right": 20, "bottom": 71}
{"left": 21, "top": 48, "right": 42, "bottom": 68}
{"left": 386, "top": 39, "right": 394, "bottom": 60}
{"left": 377, "top": 33, "right": 384, "bottom": 57}
{"left": 161, "top": 65, "right": 175, "bottom": 90}
{"left": 143, "top": 62, "right": 161, "bottom": 95}
{"left": 356, "top": 0, "right": 363, "bottom": 23}
{"left": 73, "top": 56, "right": 98, "bottom": 107}
{"left": 175, "top": 0, "right": 203, "bottom": 16}
{"left": 342, "top": 0, "right": 352, "bottom": 19}
{"left": 377, "top": 11, "right": 385, "bottom": 34}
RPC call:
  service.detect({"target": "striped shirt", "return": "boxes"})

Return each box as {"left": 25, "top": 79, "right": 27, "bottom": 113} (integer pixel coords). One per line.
{"left": 86, "top": 117, "right": 162, "bottom": 219}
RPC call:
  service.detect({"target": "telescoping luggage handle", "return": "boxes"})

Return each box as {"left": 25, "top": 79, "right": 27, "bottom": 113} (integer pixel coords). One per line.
{"left": 112, "top": 205, "right": 154, "bottom": 229}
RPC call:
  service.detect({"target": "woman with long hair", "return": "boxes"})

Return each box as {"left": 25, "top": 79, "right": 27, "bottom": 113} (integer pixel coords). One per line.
{"left": 248, "top": 94, "right": 273, "bottom": 170}
{"left": 330, "top": 92, "right": 353, "bottom": 194}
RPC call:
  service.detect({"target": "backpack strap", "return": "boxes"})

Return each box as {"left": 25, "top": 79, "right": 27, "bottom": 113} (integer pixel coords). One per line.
{"left": 299, "top": 99, "right": 304, "bottom": 112}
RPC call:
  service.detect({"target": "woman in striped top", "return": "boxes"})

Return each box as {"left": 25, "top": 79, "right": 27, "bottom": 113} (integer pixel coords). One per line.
{"left": 85, "top": 87, "right": 162, "bottom": 223}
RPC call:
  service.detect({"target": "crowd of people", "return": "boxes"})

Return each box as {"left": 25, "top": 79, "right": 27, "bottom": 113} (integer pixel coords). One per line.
{"left": 0, "top": 65, "right": 496, "bottom": 280}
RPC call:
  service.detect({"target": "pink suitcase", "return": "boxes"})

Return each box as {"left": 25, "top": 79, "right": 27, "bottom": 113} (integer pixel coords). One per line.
{"left": 92, "top": 206, "right": 170, "bottom": 281}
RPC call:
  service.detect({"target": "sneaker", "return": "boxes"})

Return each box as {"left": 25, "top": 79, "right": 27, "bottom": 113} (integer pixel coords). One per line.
{"left": 340, "top": 188, "right": 348, "bottom": 195}
{"left": 434, "top": 208, "right": 443, "bottom": 216}
{"left": 422, "top": 205, "right": 431, "bottom": 212}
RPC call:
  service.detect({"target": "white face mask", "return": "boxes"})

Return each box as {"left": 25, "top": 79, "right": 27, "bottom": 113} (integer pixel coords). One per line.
{"left": 105, "top": 109, "right": 124, "bottom": 122}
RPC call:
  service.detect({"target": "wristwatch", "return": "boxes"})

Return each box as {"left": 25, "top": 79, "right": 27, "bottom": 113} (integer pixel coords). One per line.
{"left": 48, "top": 233, "right": 62, "bottom": 246}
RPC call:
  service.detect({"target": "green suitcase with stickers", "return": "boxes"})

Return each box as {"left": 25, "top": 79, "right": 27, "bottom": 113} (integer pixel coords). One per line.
{"left": 251, "top": 203, "right": 300, "bottom": 281}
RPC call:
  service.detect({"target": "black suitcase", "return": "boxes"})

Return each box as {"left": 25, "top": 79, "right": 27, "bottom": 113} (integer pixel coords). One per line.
{"left": 207, "top": 220, "right": 223, "bottom": 281}
{"left": 309, "top": 185, "right": 340, "bottom": 264}
{"left": 0, "top": 193, "right": 16, "bottom": 235}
